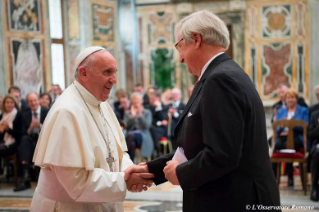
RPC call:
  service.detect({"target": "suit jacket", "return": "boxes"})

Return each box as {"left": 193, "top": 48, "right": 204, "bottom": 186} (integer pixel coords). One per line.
{"left": 276, "top": 105, "right": 309, "bottom": 142}
{"left": 309, "top": 103, "right": 319, "bottom": 118}
{"left": 307, "top": 110, "right": 319, "bottom": 149}
{"left": 22, "top": 107, "right": 49, "bottom": 134}
{"left": 147, "top": 53, "right": 281, "bottom": 212}
{"left": 169, "top": 101, "right": 186, "bottom": 138}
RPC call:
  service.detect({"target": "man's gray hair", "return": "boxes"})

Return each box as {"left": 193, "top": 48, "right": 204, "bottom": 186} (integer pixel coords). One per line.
{"left": 314, "top": 84, "right": 319, "bottom": 91}
{"left": 176, "top": 10, "right": 230, "bottom": 49}
{"left": 74, "top": 53, "right": 97, "bottom": 79}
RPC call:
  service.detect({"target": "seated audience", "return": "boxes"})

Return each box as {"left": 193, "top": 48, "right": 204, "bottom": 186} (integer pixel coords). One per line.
{"left": 0, "top": 95, "right": 26, "bottom": 184}
{"left": 124, "top": 93, "right": 153, "bottom": 160}
{"left": 39, "top": 92, "right": 52, "bottom": 109}
{"left": 272, "top": 84, "right": 308, "bottom": 123}
{"left": 307, "top": 110, "right": 319, "bottom": 201}
{"left": 146, "top": 91, "right": 169, "bottom": 155}
{"left": 14, "top": 93, "right": 49, "bottom": 191}
{"left": 273, "top": 88, "right": 309, "bottom": 186}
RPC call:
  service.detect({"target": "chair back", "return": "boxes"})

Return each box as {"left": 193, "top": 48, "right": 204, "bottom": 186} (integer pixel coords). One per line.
{"left": 271, "top": 119, "right": 308, "bottom": 154}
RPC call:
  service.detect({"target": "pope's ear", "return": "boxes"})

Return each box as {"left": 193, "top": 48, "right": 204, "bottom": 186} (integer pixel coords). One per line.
{"left": 78, "top": 66, "right": 89, "bottom": 82}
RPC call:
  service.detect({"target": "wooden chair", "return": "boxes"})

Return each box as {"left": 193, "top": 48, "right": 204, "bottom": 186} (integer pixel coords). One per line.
{"left": 270, "top": 119, "right": 308, "bottom": 195}
{"left": 4, "top": 153, "right": 18, "bottom": 186}
{"left": 159, "top": 137, "right": 173, "bottom": 155}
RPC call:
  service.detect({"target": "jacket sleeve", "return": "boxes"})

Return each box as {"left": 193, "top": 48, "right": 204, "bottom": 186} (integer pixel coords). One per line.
{"left": 147, "top": 152, "right": 174, "bottom": 185}
{"left": 176, "top": 73, "right": 247, "bottom": 191}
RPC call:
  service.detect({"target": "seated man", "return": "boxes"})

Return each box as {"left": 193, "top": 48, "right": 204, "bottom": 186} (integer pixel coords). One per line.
{"left": 14, "top": 92, "right": 49, "bottom": 191}
{"left": 307, "top": 110, "right": 319, "bottom": 201}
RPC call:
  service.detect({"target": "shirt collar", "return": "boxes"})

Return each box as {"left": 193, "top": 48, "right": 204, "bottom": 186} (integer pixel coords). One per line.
{"left": 198, "top": 52, "right": 224, "bottom": 82}
{"left": 74, "top": 80, "right": 101, "bottom": 107}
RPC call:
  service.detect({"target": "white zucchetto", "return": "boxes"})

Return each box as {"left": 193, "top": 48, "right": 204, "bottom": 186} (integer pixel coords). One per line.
{"left": 74, "top": 46, "right": 105, "bottom": 71}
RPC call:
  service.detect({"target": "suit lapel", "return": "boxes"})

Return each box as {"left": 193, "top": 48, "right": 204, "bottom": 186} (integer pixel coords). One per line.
{"left": 174, "top": 53, "right": 232, "bottom": 134}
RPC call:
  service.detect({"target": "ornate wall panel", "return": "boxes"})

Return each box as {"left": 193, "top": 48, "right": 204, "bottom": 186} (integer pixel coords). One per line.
{"left": 137, "top": 6, "right": 178, "bottom": 91}
{"left": 91, "top": 0, "right": 116, "bottom": 52}
{"left": 3, "top": 0, "right": 49, "bottom": 98}
{"left": 245, "top": 0, "right": 309, "bottom": 104}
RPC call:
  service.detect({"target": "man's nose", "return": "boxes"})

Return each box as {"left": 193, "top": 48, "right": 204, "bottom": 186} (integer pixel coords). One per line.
{"left": 110, "top": 74, "right": 117, "bottom": 84}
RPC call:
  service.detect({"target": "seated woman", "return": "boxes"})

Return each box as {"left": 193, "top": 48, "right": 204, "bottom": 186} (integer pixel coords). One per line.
{"left": 124, "top": 93, "right": 154, "bottom": 161}
{"left": 274, "top": 88, "right": 309, "bottom": 186}
{"left": 0, "top": 95, "right": 25, "bottom": 154}
{"left": 0, "top": 95, "right": 26, "bottom": 183}
{"left": 39, "top": 92, "right": 52, "bottom": 109}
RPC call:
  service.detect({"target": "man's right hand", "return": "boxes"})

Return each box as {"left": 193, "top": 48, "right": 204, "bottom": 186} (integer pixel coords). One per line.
{"left": 124, "top": 164, "right": 154, "bottom": 192}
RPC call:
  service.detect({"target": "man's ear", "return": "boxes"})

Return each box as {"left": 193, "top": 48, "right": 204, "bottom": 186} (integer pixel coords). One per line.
{"left": 78, "top": 66, "right": 89, "bottom": 82}
{"left": 193, "top": 33, "right": 202, "bottom": 49}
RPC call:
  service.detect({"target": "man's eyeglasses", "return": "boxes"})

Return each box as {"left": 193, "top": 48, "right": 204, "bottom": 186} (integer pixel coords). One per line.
{"left": 174, "top": 38, "right": 184, "bottom": 52}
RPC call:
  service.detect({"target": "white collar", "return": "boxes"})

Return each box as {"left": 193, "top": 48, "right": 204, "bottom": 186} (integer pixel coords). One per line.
{"left": 74, "top": 80, "right": 101, "bottom": 108}
{"left": 198, "top": 52, "right": 224, "bottom": 82}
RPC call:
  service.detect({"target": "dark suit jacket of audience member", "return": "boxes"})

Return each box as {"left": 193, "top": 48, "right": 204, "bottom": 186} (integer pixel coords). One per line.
{"left": 276, "top": 105, "right": 309, "bottom": 143}
{"left": 0, "top": 112, "right": 26, "bottom": 144}
{"left": 146, "top": 103, "right": 169, "bottom": 148}
{"left": 308, "top": 110, "right": 319, "bottom": 151}
{"left": 309, "top": 103, "right": 319, "bottom": 118}
{"left": 147, "top": 53, "right": 281, "bottom": 212}
{"left": 142, "top": 93, "right": 150, "bottom": 108}
{"left": 22, "top": 107, "right": 49, "bottom": 136}
{"left": 169, "top": 101, "right": 186, "bottom": 138}
{"left": 20, "top": 99, "right": 29, "bottom": 112}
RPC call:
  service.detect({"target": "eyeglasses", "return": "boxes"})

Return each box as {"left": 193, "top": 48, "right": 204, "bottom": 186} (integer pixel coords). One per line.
{"left": 174, "top": 38, "right": 184, "bottom": 52}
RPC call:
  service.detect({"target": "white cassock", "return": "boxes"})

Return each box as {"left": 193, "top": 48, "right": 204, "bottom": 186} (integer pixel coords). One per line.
{"left": 31, "top": 80, "right": 133, "bottom": 212}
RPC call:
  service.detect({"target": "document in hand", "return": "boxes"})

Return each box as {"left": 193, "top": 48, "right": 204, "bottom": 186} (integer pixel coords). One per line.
{"left": 172, "top": 147, "right": 188, "bottom": 163}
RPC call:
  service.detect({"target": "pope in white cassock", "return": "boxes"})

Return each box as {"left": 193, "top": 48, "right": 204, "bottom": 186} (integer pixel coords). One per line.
{"left": 30, "top": 46, "right": 153, "bottom": 212}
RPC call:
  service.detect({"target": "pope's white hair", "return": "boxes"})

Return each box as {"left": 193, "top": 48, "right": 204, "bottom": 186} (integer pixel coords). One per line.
{"left": 176, "top": 10, "right": 230, "bottom": 49}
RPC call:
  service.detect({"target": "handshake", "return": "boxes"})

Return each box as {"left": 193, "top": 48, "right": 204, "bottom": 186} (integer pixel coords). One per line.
{"left": 124, "top": 160, "right": 182, "bottom": 193}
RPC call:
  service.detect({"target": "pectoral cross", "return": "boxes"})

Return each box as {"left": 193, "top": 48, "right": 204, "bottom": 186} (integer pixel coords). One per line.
{"left": 106, "top": 156, "right": 115, "bottom": 172}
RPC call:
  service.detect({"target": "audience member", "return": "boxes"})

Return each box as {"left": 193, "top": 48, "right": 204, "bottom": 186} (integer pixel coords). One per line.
{"left": 8, "top": 86, "right": 29, "bottom": 112}
{"left": 307, "top": 110, "right": 319, "bottom": 201}
{"left": 135, "top": 83, "right": 149, "bottom": 107}
{"left": 272, "top": 85, "right": 308, "bottom": 122}
{"left": 273, "top": 88, "right": 309, "bottom": 186}
{"left": 117, "top": 95, "right": 130, "bottom": 121}
{"left": 0, "top": 95, "right": 3, "bottom": 115}
{"left": 161, "top": 88, "right": 172, "bottom": 107}
{"left": 146, "top": 91, "right": 169, "bottom": 154}
{"left": 143, "top": 87, "right": 156, "bottom": 107}
{"left": 124, "top": 93, "right": 154, "bottom": 160}
{"left": 114, "top": 89, "right": 127, "bottom": 112}
{"left": 310, "top": 85, "right": 319, "bottom": 117}
{"left": 14, "top": 93, "right": 49, "bottom": 191}
{"left": 39, "top": 93, "right": 52, "bottom": 109}
{"left": 0, "top": 95, "right": 26, "bottom": 184}
{"left": 49, "top": 84, "right": 61, "bottom": 105}
{"left": 168, "top": 88, "right": 185, "bottom": 148}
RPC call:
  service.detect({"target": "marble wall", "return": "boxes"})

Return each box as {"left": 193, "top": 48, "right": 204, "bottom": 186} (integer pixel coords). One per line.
{"left": 245, "top": 0, "right": 310, "bottom": 105}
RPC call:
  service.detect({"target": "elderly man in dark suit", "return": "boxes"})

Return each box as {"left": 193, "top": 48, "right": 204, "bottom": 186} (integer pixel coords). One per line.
{"left": 130, "top": 10, "right": 281, "bottom": 212}
{"left": 14, "top": 92, "right": 49, "bottom": 191}
{"left": 307, "top": 110, "right": 319, "bottom": 201}
{"left": 168, "top": 88, "right": 185, "bottom": 148}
